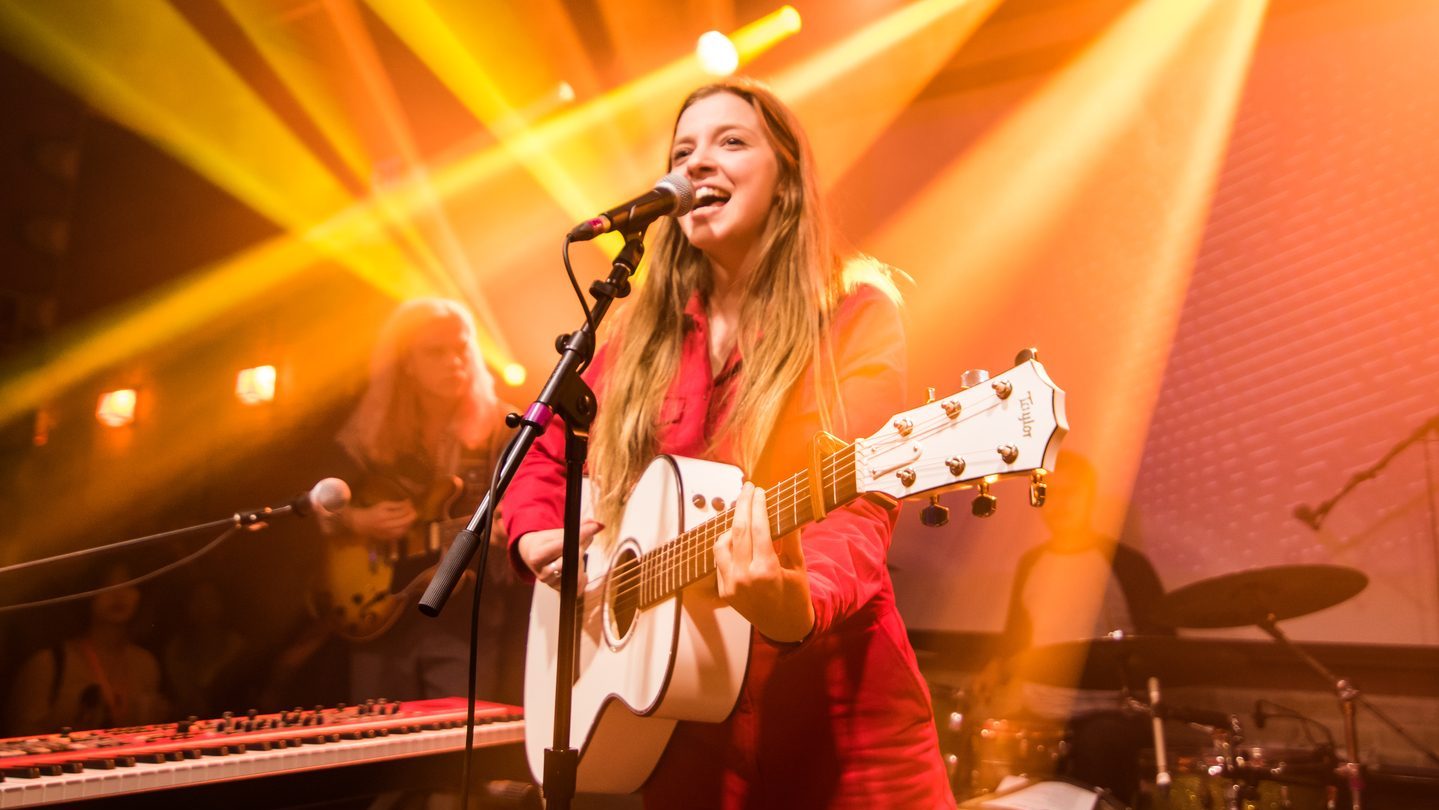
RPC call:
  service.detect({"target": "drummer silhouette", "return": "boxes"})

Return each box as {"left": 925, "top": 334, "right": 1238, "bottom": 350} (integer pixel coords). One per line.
{"left": 974, "top": 450, "right": 1173, "bottom": 804}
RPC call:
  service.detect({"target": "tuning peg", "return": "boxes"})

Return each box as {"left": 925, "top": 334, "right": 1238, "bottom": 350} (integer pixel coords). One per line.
{"left": 960, "top": 369, "right": 990, "bottom": 390}
{"left": 971, "top": 480, "right": 997, "bottom": 517}
{"left": 921, "top": 495, "right": 949, "bottom": 528}
{"left": 1029, "top": 471, "right": 1047, "bottom": 507}
{"left": 1014, "top": 347, "right": 1039, "bottom": 364}
{"left": 927, "top": 387, "right": 936, "bottom": 404}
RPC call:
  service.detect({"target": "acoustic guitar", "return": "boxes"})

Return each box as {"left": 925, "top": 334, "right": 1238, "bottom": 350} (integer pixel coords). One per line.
{"left": 522, "top": 355, "right": 1067, "bottom": 792}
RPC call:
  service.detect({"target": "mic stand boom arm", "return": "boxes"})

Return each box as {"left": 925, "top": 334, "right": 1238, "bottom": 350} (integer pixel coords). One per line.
{"left": 1297, "top": 414, "right": 1439, "bottom": 530}
{"left": 419, "top": 231, "right": 647, "bottom": 810}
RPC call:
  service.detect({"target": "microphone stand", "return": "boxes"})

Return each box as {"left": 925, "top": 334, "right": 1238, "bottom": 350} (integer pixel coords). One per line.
{"left": 419, "top": 229, "right": 648, "bottom": 810}
{"left": 1257, "top": 613, "right": 1439, "bottom": 810}
{"left": 1295, "top": 414, "right": 1439, "bottom": 531}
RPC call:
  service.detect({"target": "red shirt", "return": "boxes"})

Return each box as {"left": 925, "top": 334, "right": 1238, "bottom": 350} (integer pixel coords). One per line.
{"left": 504, "top": 285, "right": 955, "bottom": 809}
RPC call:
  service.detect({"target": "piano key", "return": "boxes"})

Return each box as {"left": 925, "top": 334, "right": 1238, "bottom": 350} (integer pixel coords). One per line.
{"left": 0, "top": 700, "right": 522, "bottom": 808}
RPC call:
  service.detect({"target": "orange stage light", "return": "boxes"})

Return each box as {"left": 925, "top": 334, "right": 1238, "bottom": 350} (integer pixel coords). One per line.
{"left": 96, "top": 388, "right": 138, "bottom": 427}
{"left": 235, "top": 365, "right": 277, "bottom": 405}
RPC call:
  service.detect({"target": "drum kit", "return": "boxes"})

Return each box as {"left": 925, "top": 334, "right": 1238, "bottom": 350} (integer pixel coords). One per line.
{"left": 943, "top": 564, "right": 1439, "bottom": 810}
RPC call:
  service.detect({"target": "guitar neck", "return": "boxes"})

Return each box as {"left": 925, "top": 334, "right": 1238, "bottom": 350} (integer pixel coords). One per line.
{"left": 635, "top": 444, "right": 860, "bottom": 608}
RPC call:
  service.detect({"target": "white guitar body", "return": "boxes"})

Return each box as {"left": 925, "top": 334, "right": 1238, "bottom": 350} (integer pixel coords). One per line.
{"left": 521, "top": 355, "right": 1068, "bottom": 795}
{"left": 523, "top": 455, "right": 750, "bottom": 794}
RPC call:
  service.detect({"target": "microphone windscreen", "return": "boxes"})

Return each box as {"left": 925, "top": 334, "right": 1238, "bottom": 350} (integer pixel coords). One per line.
{"left": 310, "top": 477, "right": 352, "bottom": 514}
{"left": 657, "top": 172, "right": 695, "bottom": 215}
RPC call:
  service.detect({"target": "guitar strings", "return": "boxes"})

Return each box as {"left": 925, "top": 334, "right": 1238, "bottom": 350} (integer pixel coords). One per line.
{"left": 605, "top": 409, "right": 1013, "bottom": 611}
{"left": 588, "top": 391, "right": 1023, "bottom": 612}
{"left": 601, "top": 393, "right": 1019, "bottom": 610}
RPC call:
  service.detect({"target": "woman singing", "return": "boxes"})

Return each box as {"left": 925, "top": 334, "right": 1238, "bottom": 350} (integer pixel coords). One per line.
{"left": 504, "top": 79, "right": 954, "bottom": 809}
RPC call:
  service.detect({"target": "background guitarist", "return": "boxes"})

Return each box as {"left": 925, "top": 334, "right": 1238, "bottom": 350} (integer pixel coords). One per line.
{"left": 505, "top": 80, "right": 955, "bottom": 809}
{"left": 323, "top": 297, "right": 527, "bottom": 707}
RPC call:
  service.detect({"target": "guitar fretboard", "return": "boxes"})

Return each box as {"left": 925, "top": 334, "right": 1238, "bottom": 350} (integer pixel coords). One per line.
{"left": 631, "top": 443, "right": 860, "bottom": 608}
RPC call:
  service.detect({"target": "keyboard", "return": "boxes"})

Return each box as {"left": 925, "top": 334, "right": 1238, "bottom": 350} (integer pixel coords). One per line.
{"left": 0, "top": 698, "right": 523, "bottom": 808}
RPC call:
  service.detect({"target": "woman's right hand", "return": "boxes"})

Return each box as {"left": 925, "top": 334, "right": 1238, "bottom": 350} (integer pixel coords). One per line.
{"left": 342, "top": 499, "right": 417, "bottom": 542}
{"left": 517, "top": 519, "right": 603, "bottom": 589}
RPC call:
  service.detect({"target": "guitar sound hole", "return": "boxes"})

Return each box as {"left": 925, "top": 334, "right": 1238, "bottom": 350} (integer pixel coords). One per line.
{"left": 608, "top": 548, "right": 640, "bottom": 640}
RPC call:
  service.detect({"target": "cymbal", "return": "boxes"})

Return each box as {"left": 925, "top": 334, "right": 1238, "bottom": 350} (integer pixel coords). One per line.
{"left": 1013, "top": 635, "right": 1249, "bottom": 690}
{"left": 1154, "top": 564, "right": 1367, "bottom": 629}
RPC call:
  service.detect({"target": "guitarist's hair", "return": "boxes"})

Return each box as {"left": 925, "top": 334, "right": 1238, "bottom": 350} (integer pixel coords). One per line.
{"left": 338, "top": 297, "right": 500, "bottom": 468}
{"left": 588, "top": 79, "right": 894, "bottom": 536}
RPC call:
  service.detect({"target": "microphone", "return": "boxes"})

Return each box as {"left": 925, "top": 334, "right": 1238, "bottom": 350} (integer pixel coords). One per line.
{"left": 567, "top": 173, "right": 695, "bottom": 241}
{"left": 234, "top": 478, "right": 351, "bottom": 527}
{"left": 1293, "top": 503, "right": 1321, "bottom": 531}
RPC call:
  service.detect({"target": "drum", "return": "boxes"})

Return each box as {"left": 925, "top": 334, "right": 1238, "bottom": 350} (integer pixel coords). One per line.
{"left": 1145, "top": 746, "right": 1330, "bottom": 810}
{"left": 967, "top": 718, "right": 1070, "bottom": 798}
{"left": 960, "top": 776, "right": 1128, "bottom": 810}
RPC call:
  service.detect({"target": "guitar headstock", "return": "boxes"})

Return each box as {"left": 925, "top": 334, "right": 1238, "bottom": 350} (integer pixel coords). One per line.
{"left": 854, "top": 353, "right": 1067, "bottom": 516}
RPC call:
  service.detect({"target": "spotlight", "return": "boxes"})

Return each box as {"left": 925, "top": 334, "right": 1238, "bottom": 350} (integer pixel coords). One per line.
{"left": 696, "top": 31, "right": 740, "bottom": 76}
{"left": 501, "top": 363, "right": 526, "bottom": 387}
{"left": 96, "top": 389, "right": 137, "bottom": 427}
{"left": 777, "top": 6, "right": 802, "bottom": 35}
{"left": 236, "top": 365, "right": 277, "bottom": 405}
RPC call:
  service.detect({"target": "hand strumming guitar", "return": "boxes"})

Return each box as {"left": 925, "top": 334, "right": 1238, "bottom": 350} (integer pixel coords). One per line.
{"left": 516, "top": 519, "right": 603, "bottom": 590}
{"left": 713, "top": 482, "right": 815, "bottom": 644}
{"left": 340, "top": 499, "right": 417, "bottom": 544}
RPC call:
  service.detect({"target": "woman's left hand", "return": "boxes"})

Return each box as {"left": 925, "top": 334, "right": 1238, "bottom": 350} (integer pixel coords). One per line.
{"left": 713, "top": 482, "right": 815, "bottom": 643}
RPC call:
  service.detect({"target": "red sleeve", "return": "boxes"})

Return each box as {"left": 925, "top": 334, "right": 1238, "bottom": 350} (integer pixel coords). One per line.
{"left": 501, "top": 344, "right": 612, "bottom": 581}
{"left": 770, "top": 285, "right": 909, "bottom": 642}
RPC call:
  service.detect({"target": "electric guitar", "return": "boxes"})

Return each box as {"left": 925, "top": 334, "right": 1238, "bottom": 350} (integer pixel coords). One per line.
{"left": 522, "top": 353, "right": 1067, "bottom": 793}
{"left": 313, "top": 476, "right": 478, "bottom": 642}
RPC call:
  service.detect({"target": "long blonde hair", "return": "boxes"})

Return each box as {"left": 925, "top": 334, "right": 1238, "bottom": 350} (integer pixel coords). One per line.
{"left": 338, "top": 297, "right": 499, "bottom": 470}
{"left": 589, "top": 79, "right": 845, "bottom": 528}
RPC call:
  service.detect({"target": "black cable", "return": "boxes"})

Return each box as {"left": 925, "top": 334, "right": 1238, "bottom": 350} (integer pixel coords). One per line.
{"left": 460, "top": 438, "right": 511, "bottom": 809}
{"left": 563, "top": 236, "right": 594, "bottom": 340}
{"left": 0, "top": 517, "right": 234, "bottom": 578}
{"left": 1256, "top": 698, "right": 1337, "bottom": 748}
{"left": 0, "top": 526, "right": 241, "bottom": 614}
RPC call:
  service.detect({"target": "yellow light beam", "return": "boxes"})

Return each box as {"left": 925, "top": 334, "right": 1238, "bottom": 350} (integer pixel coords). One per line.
{"left": 218, "top": 0, "right": 465, "bottom": 299}
{"left": 772, "top": 0, "right": 1003, "bottom": 187}
{"left": 11, "top": 288, "right": 387, "bottom": 557}
{"left": 0, "top": 0, "right": 439, "bottom": 302}
{"left": 875, "top": 0, "right": 1269, "bottom": 649}
{"left": 368, "top": 2, "right": 805, "bottom": 258}
{"left": 365, "top": 0, "right": 602, "bottom": 224}
{"left": 318, "top": 0, "right": 514, "bottom": 359}
{"left": 0, "top": 5, "right": 803, "bottom": 423}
